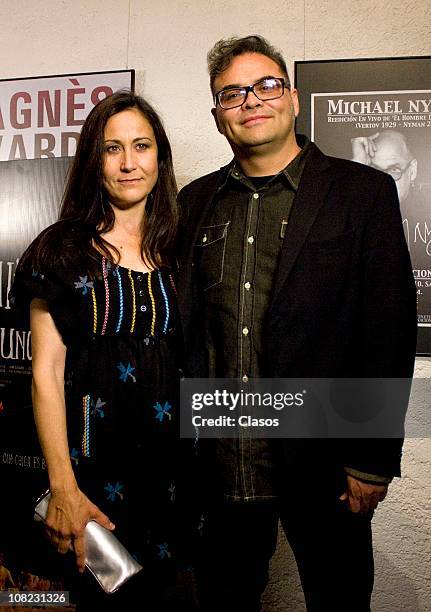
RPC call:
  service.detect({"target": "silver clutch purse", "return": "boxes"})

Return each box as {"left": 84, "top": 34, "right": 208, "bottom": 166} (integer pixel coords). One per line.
{"left": 34, "top": 489, "right": 143, "bottom": 594}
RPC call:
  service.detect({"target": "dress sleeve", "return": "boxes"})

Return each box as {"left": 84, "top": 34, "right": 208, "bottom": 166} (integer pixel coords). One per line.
{"left": 10, "top": 226, "right": 79, "bottom": 346}
{"left": 9, "top": 243, "right": 65, "bottom": 331}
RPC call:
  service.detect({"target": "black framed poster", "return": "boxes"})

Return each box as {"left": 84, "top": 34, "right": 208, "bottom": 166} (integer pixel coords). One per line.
{"left": 0, "top": 69, "right": 134, "bottom": 606}
{"left": 295, "top": 56, "right": 431, "bottom": 354}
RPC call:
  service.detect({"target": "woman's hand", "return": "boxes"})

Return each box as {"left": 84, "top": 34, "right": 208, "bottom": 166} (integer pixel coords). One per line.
{"left": 45, "top": 487, "right": 115, "bottom": 573}
{"left": 29, "top": 301, "right": 115, "bottom": 573}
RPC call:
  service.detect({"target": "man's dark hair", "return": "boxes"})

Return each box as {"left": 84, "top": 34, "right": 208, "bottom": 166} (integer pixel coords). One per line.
{"left": 207, "top": 35, "right": 290, "bottom": 92}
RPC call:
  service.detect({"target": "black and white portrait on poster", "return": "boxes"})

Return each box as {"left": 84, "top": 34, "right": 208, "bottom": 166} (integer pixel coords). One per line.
{"left": 296, "top": 57, "right": 431, "bottom": 354}
{"left": 311, "top": 90, "right": 431, "bottom": 327}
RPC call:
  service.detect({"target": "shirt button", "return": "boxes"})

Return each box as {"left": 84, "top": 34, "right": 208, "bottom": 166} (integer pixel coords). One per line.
{"left": 242, "top": 327, "right": 249, "bottom": 336}
{"left": 242, "top": 375, "right": 249, "bottom": 383}
{"left": 244, "top": 282, "right": 251, "bottom": 290}
{"left": 137, "top": 275, "right": 142, "bottom": 281}
{"left": 248, "top": 236, "right": 254, "bottom": 244}
{"left": 140, "top": 305, "right": 147, "bottom": 312}
{"left": 202, "top": 234, "right": 208, "bottom": 243}
{"left": 253, "top": 193, "right": 259, "bottom": 199}
{"left": 139, "top": 289, "right": 144, "bottom": 296}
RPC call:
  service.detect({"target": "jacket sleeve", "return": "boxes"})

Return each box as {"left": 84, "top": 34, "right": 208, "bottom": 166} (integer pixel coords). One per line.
{"left": 344, "top": 173, "right": 417, "bottom": 478}
{"left": 360, "top": 174, "right": 417, "bottom": 378}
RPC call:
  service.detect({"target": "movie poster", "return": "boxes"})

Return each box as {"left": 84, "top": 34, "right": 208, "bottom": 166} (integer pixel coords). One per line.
{"left": 311, "top": 90, "right": 431, "bottom": 326}
{"left": 295, "top": 57, "right": 431, "bottom": 354}
{"left": 0, "top": 70, "right": 133, "bottom": 607}
{"left": 0, "top": 70, "right": 134, "bottom": 161}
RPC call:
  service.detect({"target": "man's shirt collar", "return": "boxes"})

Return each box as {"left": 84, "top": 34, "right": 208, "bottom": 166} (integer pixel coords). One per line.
{"left": 219, "top": 135, "right": 311, "bottom": 193}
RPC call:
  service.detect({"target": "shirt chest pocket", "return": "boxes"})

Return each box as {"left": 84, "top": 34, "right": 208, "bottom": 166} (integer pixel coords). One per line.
{"left": 195, "top": 222, "right": 230, "bottom": 291}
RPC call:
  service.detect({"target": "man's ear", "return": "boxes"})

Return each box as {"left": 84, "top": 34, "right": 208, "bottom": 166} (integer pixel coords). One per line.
{"left": 211, "top": 107, "right": 223, "bottom": 135}
{"left": 290, "top": 88, "right": 300, "bottom": 118}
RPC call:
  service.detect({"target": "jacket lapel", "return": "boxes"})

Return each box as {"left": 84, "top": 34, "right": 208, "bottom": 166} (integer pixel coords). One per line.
{"left": 177, "top": 163, "right": 231, "bottom": 337}
{"left": 178, "top": 162, "right": 232, "bottom": 267}
{"left": 270, "top": 144, "right": 334, "bottom": 308}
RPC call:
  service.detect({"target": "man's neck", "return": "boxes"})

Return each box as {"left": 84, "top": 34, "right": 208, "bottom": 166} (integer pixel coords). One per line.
{"left": 233, "top": 138, "right": 302, "bottom": 177}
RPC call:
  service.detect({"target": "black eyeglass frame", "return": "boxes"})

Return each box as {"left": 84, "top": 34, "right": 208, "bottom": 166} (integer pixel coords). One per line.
{"left": 214, "top": 77, "right": 290, "bottom": 109}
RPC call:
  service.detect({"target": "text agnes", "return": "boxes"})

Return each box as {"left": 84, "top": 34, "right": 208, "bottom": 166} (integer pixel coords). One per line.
{"left": 0, "top": 81, "right": 113, "bottom": 160}
{"left": 327, "top": 99, "right": 431, "bottom": 115}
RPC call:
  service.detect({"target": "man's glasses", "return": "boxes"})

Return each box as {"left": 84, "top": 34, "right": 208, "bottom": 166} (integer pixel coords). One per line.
{"left": 370, "top": 159, "right": 413, "bottom": 181}
{"left": 214, "top": 77, "right": 289, "bottom": 110}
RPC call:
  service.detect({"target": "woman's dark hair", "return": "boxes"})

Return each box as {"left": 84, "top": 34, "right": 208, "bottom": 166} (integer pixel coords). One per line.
{"left": 26, "top": 90, "right": 178, "bottom": 274}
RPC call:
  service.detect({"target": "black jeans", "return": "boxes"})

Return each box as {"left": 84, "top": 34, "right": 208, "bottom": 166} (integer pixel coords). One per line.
{"left": 196, "top": 497, "right": 374, "bottom": 612}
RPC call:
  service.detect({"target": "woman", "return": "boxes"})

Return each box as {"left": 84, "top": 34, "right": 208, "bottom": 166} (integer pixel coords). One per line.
{"left": 12, "top": 91, "right": 191, "bottom": 609}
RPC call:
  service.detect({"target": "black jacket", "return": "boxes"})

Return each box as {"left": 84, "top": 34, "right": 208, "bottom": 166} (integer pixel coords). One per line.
{"left": 176, "top": 142, "right": 417, "bottom": 479}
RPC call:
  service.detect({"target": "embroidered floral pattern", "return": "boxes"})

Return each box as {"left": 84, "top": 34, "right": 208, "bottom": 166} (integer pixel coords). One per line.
{"left": 153, "top": 401, "right": 172, "bottom": 422}
{"left": 91, "top": 397, "right": 106, "bottom": 418}
{"left": 72, "top": 264, "right": 176, "bottom": 337}
{"left": 70, "top": 448, "right": 80, "bottom": 466}
{"left": 156, "top": 543, "right": 171, "bottom": 560}
{"left": 104, "top": 482, "right": 124, "bottom": 502}
{"left": 74, "top": 275, "right": 94, "bottom": 296}
{"left": 15, "top": 260, "right": 181, "bottom": 579}
{"left": 117, "top": 362, "right": 136, "bottom": 383}
{"left": 168, "top": 483, "right": 176, "bottom": 502}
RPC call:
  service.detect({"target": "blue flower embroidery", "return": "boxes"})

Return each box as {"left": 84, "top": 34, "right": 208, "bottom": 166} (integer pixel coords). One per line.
{"left": 104, "top": 482, "right": 124, "bottom": 502}
{"left": 157, "top": 543, "right": 171, "bottom": 559}
{"left": 70, "top": 448, "right": 80, "bottom": 465}
{"left": 154, "top": 401, "right": 172, "bottom": 423}
{"left": 117, "top": 362, "right": 136, "bottom": 383}
{"left": 74, "top": 275, "right": 94, "bottom": 296}
{"left": 168, "top": 483, "right": 176, "bottom": 502}
{"left": 91, "top": 397, "right": 106, "bottom": 418}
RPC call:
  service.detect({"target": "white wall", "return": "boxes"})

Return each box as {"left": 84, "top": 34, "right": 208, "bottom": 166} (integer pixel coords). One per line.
{"left": 1, "top": 1, "right": 430, "bottom": 609}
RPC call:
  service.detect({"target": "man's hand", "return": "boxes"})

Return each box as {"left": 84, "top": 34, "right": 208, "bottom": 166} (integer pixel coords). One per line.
{"left": 351, "top": 133, "right": 380, "bottom": 165}
{"left": 339, "top": 474, "right": 388, "bottom": 513}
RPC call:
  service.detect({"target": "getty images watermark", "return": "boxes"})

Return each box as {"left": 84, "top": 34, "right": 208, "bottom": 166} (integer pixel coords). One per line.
{"left": 191, "top": 388, "right": 306, "bottom": 428}
{"left": 180, "top": 378, "right": 431, "bottom": 439}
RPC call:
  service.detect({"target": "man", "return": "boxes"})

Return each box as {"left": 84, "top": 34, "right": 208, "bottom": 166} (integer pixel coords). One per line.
{"left": 177, "top": 36, "right": 417, "bottom": 611}
{"left": 351, "top": 130, "right": 417, "bottom": 205}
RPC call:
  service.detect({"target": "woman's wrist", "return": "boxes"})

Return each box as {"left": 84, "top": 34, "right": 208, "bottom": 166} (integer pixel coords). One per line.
{"left": 49, "top": 471, "right": 79, "bottom": 495}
